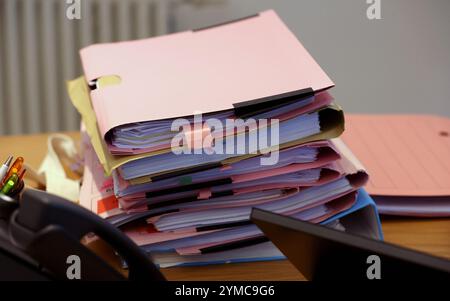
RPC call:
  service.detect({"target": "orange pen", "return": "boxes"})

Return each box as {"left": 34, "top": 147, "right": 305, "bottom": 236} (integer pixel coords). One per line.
{"left": 2, "top": 156, "right": 24, "bottom": 185}
{"left": 18, "top": 168, "right": 26, "bottom": 182}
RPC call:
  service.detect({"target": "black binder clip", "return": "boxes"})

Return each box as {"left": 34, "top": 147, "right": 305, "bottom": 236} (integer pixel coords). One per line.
{"left": 232, "top": 87, "right": 315, "bottom": 118}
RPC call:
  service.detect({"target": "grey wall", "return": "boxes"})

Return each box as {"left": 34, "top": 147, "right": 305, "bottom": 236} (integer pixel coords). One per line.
{"left": 173, "top": 0, "right": 450, "bottom": 116}
{"left": 1, "top": 0, "right": 448, "bottom": 136}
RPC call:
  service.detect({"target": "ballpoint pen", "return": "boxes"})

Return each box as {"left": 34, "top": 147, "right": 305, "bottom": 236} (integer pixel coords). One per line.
{"left": 2, "top": 156, "right": 23, "bottom": 185}
{"left": 0, "top": 155, "right": 13, "bottom": 183}
{"left": 0, "top": 173, "right": 19, "bottom": 195}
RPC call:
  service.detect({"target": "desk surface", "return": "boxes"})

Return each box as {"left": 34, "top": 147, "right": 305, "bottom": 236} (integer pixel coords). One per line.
{"left": 1, "top": 132, "right": 450, "bottom": 280}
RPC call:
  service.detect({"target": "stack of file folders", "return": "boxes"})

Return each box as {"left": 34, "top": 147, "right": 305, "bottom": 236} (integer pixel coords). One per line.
{"left": 69, "top": 10, "right": 383, "bottom": 268}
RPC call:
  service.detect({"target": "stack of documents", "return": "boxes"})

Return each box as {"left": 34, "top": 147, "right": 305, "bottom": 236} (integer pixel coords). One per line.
{"left": 70, "top": 10, "right": 382, "bottom": 268}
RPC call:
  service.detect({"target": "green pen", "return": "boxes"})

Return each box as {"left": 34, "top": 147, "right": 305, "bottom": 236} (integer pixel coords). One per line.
{"left": 0, "top": 173, "right": 19, "bottom": 195}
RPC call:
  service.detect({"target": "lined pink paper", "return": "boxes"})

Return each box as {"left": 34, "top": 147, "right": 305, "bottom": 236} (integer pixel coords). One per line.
{"left": 341, "top": 114, "right": 450, "bottom": 196}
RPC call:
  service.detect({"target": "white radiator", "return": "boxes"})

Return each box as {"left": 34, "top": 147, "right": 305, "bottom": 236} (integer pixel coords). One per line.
{"left": 0, "top": 0, "right": 169, "bottom": 135}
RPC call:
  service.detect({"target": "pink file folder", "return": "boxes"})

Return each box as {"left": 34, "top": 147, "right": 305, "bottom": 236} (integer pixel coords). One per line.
{"left": 79, "top": 130, "right": 121, "bottom": 218}
{"left": 80, "top": 10, "right": 334, "bottom": 138}
{"left": 341, "top": 114, "right": 450, "bottom": 216}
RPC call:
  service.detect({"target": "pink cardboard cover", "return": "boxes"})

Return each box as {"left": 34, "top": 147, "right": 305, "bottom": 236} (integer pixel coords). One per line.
{"left": 80, "top": 10, "right": 334, "bottom": 137}
{"left": 341, "top": 114, "right": 450, "bottom": 197}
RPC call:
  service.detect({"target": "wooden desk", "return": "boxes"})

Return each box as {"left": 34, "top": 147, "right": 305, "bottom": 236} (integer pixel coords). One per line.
{"left": 1, "top": 132, "right": 450, "bottom": 280}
